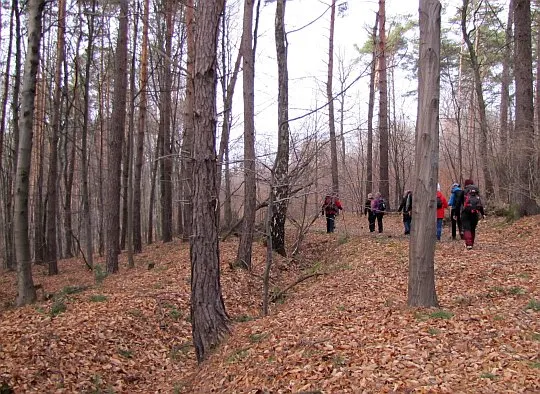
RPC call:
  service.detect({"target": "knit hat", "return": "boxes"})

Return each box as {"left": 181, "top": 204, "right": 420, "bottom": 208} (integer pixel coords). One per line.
{"left": 452, "top": 182, "right": 459, "bottom": 188}
{"left": 437, "top": 183, "right": 441, "bottom": 192}
{"left": 367, "top": 193, "right": 373, "bottom": 199}
{"left": 464, "top": 179, "right": 474, "bottom": 186}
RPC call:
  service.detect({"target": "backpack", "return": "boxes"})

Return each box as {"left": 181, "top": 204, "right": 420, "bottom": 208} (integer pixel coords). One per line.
{"left": 378, "top": 198, "right": 386, "bottom": 212}
{"left": 324, "top": 196, "right": 338, "bottom": 213}
{"left": 436, "top": 196, "right": 443, "bottom": 209}
{"left": 462, "top": 187, "right": 482, "bottom": 214}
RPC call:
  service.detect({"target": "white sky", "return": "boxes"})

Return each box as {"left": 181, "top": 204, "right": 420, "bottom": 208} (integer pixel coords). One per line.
{"left": 228, "top": 0, "right": 463, "bottom": 155}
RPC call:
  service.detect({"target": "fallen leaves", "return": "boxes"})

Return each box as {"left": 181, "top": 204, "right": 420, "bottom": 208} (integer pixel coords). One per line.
{"left": 0, "top": 216, "right": 539, "bottom": 392}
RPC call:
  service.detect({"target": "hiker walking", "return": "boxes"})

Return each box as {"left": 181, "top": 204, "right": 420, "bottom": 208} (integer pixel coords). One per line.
{"left": 449, "top": 182, "right": 464, "bottom": 240}
{"left": 436, "top": 184, "right": 448, "bottom": 241}
{"left": 364, "top": 193, "right": 376, "bottom": 232}
{"left": 398, "top": 190, "right": 412, "bottom": 235}
{"left": 371, "top": 192, "right": 386, "bottom": 233}
{"left": 461, "top": 179, "right": 485, "bottom": 250}
{"left": 321, "top": 193, "right": 343, "bottom": 233}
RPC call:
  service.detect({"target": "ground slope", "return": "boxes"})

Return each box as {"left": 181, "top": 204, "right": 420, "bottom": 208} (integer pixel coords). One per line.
{"left": 0, "top": 215, "right": 538, "bottom": 393}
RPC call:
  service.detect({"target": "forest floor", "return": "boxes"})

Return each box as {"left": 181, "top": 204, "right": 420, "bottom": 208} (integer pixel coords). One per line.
{"left": 0, "top": 213, "right": 539, "bottom": 393}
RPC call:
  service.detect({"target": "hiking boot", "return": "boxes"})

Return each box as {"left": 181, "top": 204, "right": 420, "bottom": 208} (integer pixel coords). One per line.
{"left": 466, "top": 245, "right": 473, "bottom": 250}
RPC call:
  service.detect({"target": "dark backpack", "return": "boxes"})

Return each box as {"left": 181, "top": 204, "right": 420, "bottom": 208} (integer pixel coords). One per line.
{"left": 436, "top": 196, "right": 443, "bottom": 209}
{"left": 378, "top": 198, "right": 386, "bottom": 212}
{"left": 463, "top": 187, "right": 482, "bottom": 214}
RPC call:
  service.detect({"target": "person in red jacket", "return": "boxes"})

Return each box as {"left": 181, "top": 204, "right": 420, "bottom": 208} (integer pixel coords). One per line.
{"left": 436, "top": 183, "right": 448, "bottom": 241}
{"left": 321, "top": 193, "right": 343, "bottom": 233}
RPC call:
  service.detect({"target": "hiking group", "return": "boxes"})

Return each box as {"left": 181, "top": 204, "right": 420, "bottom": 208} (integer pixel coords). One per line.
{"left": 321, "top": 178, "right": 485, "bottom": 250}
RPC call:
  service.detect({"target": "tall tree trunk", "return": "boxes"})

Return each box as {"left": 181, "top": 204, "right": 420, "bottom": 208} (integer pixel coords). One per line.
{"left": 126, "top": 6, "right": 139, "bottom": 269}
{"left": 133, "top": 0, "right": 149, "bottom": 254}
{"left": 5, "top": 0, "right": 22, "bottom": 271}
{"left": 270, "top": 0, "right": 289, "bottom": 257}
{"left": 190, "top": 0, "right": 228, "bottom": 363}
{"left": 33, "top": 78, "right": 45, "bottom": 265}
{"left": 513, "top": 0, "right": 540, "bottom": 215}
{"left": 45, "top": 0, "right": 66, "bottom": 275}
{"left": 408, "top": 0, "right": 441, "bottom": 308}
{"left": 106, "top": 0, "right": 129, "bottom": 273}
{"left": 218, "top": 9, "right": 243, "bottom": 230}
{"left": 81, "top": 0, "right": 96, "bottom": 269}
{"left": 181, "top": 0, "right": 195, "bottom": 242}
{"left": 378, "top": 0, "right": 389, "bottom": 200}
{"left": 327, "top": 0, "right": 339, "bottom": 194}
{"left": 461, "top": 0, "right": 494, "bottom": 200}
{"left": 15, "top": 0, "right": 46, "bottom": 306}
{"left": 366, "top": 13, "right": 378, "bottom": 196}
{"left": 159, "top": 0, "right": 174, "bottom": 243}
{"left": 0, "top": 1, "right": 16, "bottom": 270}
{"left": 236, "top": 0, "right": 256, "bottom": 270}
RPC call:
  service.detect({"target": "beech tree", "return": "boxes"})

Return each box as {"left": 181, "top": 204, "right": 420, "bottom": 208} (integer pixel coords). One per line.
{"left": 408, "top": 0, "right": 441, "bottom": 308}
{"left": 378, "top": 0, "right": 390, "bottom": 200}
{"left": 14, "top": 0, "right": 46, "bottom": 306}
{"left": 190, "top": 0, "right": 228, "bottom": 363}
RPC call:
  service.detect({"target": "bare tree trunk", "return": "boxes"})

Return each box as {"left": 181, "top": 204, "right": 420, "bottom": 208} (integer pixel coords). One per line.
{"left": 15, "top": 0, "right": 46, "bottom": 306}
{"left": 181, "top": 0, "right": 195, "bottom": 242}
{"left": 327, "top": 0, "right": 339, "bottom": 194}
{"left": 45, "top": 0, "right": 66, "bottom": 275}
{"left": 237, "top": 0, "right": 256, "bottom": 269}
{"left": 0, "top": 1, "right": 16, "bottom": 270}
{"left": 366, "top": 13, "right": 378, "bottom": 196}
{"left": 513, "top": 0, "right": 540, "bottom": 215}
{"left": 81, "top": 0, "right": 96, "bottom": 269}
{"left": 270, "top": 0, "right": 289, "bottom": 257}
{"left": 408, "top": 0, "right": 441, "bottom": 308}
{"left": 461, "top": 0, "right": 494, "bottom": 200}
{"left": 133, "top": 0, "right": 149, "bottom": 254}
{"left": 378, "top": 0, "right": 389, "bottom": 200}
{"left": 106, "top": 0, "right": 129, "bottom": 273}
{"left": 127, "top": 4, "right": 139, "bottom": 269}
{"left": 33, "top": 79, "right": 45, "bottom": 265}
{"left": 159, "top": 0, "right": 174, "bottom": 243}
{"left": 218, "top": 6, "right": 243, "bottom": 230}
{"left": 190, "top": 0, "right": 228, "bottom": 363}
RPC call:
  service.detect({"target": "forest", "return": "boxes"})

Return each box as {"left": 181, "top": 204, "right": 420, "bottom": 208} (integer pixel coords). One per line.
{"left": 0, "top": 0, "right": 539, "bottom": 392}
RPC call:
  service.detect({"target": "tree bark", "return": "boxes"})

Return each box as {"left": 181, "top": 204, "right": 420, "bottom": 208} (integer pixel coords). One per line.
{"left": 45, "top": 0, "right": 66, "bottom": 275}
{"left": 378, "top": 0, "right": 389, "bottom": 200}
{"left": 159, "top": 0, "right": 174, "bottom": 243}
{"left": 181, "top": 0, "right": 195, "bottom": 242}
{"left": 270, "top": 0, "right": 290, "bottom": 257}
{"left": 105, "top": 0, "right": 129, "bottom": 273}
{"left": 133, "top": 0, "right": 149, "bottom": 254}
{"left": 513, "top": 0, "right": 540, "bottom": 215}
{"left": 327, "top": 0, "right": 339, "bottom": 194}
{"left": 190, "top": 0, "right": 228, "bottom": 363}
{"left": 15, "top": 0, "right": 46, "bottom": 306}
{"left": 408, "top": 0, "right": 441, "bottom": 308}
{"left": 237, "top": 0, "right": 256, "bottom": 269}
{"left": 366, "top": 13, "right": 378, "bottom": 196}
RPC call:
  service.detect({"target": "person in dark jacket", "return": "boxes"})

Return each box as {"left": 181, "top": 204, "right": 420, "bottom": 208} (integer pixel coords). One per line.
{"left": 397, "top": 190, "right": 412, "bottom": 235}
{"left": 461, "top": 179, "right": 485, "bottom": 249}
{"left": 364, "top": 193, "right": 376, "bottom": 232}
{"left": 449, "top": 182, "right": 464, "bottom": 240}
{"left": 371, "top": 192, "right": 386, "bottom": 233}
{"left": 321, "top": 193, "right": 343, "bottom": 233}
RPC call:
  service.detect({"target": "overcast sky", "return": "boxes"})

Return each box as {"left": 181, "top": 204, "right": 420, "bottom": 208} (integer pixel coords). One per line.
{"left": 227, "top": 0, "right": 462, "bottom": 155}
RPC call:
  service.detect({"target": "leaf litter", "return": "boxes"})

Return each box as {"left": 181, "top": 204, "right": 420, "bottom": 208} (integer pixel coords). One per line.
{"left": 0, "top": 215, "right": 538, "bottom": 393}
